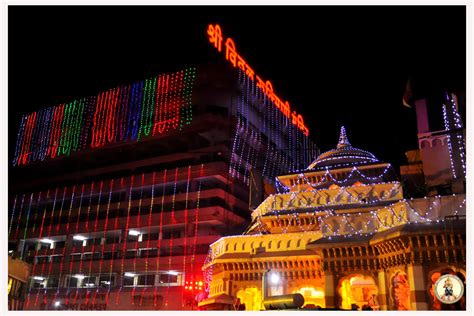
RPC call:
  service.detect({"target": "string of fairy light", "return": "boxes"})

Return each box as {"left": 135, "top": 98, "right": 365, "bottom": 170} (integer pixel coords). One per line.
{"left": 274, "top": 164, "right": 393, "bottom": 193}
{"left": 442, "top": 93, "right": 466, "bottom": 180}
{"left": 228, "top": 69, "right": 317, "bottom": 185}
{"left": 203, "top": 194, "right": 466, "bottom": 269}
{"left": 12, "top": 165, "right": 208, "bottom": 308}
{"left": 13, "top": 68, "right": 197, "bottom": 166}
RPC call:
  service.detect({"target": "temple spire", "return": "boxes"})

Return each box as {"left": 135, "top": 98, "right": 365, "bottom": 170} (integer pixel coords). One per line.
{"left": 337, "top": 126, "right": 351, "bottom": 148}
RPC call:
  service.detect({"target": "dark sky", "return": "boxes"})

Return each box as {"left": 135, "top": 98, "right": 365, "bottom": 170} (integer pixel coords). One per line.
{"left": 8, "top": 5, "right": 466, "bottom": 171}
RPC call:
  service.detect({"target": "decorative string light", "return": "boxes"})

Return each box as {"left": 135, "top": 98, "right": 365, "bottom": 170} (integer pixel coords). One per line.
{"left": 85, "top": 180, "right": 103, "bottom": 305}
{"left": 38, "top": 107, "right": 54, "bottom": 161}
{"left": 106, "top": 177, "right": 123, "bottom": 306}
{"left": 53, "top": 185, "right": 76, "bottom": 304}
{"left": 130, "top": 174, "right": 145, "bottom": 305}
{"left": 117, "top": 175, "right": 135, "bottom": 305}
{"left": 40, "top": 187, "right": 65, "bottom": 306}
{"left": 181, "top": 165, "right": 192, "bottom": 307}
{"left": 80, "top": 96, "right": 96, "bottom": 150}
{"left": 92, "top": 179, "right": 114, "bottom": 305}
{"left": 140, "top": 172, "right": 156, "bottom": 306}
{"left": 193, "top": 164, "right": 204, "bottom": 292}
{"left": 29, "top": 110, "right": 43, "bottom": 162}
{"left": 20, "top": 193, "right": 35, "bottom": 259}
{"left": 56, "top": 187, "right": 68, "bottom": 233}
{"left": 275, "top": 164, "right": 394, "bottom": 193}
{"left": 165, "top": 167, "right": 179, "bottom": 307}
{"left": 26, "top": 189, "right": 49, "bottom": 308}
{"left": 13, "top": 69, "right": 197, "bottom": 166}
{"left": 442, "top": 93, "right": 466, "bottom": 179}
{"left": 8, "top": 195, "right": 18, "bottom": 238}
{"left": 31, "top": 191, "right": 43, "bottom": 233}
{"left": 66, "top": 184, "right": 84, "bottom": 305}
{"left": 154, "top": 169, "right": 167, "bottom": 307}
{"left": 19, "top": 112, "right": 37, "bottom": 165}
{"left": 12, "top": 115, "right": 27, "bottom": 166}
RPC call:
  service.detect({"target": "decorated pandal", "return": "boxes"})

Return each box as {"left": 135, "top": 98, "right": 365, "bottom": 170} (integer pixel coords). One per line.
{"left": 199, "top": 127, "right": 466, "bottom": 311}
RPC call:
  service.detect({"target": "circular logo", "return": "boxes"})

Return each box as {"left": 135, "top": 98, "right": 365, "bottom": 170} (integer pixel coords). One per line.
{"left": 434, "top": 274, "right": 464, "bottom": 304}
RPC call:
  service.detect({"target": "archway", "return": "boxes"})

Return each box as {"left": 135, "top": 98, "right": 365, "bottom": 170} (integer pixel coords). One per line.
{"left": 337, "top": 274, "right": 378, "bottom": 310}
{"left": 390, "top": 271, "right": 410, "bottom": 310}
{"left": 236, "top": 287, "right": 263, "bottom": 311}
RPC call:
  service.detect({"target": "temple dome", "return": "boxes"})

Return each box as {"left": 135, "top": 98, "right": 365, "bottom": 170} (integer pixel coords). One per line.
{"left": 307, "top": 126, "right": 380, "bottom": 170}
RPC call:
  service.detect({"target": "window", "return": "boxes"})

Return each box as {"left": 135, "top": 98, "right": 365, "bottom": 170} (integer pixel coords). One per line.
{"left": 52, "top": 255, "right": 63, "bottom": 263}
{"left": 70, "top": 254, "right": 82, "bottom": 262}
{"left": 123, "top": 275, "right": 135, "bottom": 287}
{"left": 66, "top": 276, "right": 79, "bottom": 288}
{"left": 55, "top": 241, "right": 66, "bottom": 249}
{"left": 140, "top": 248, "right": 158, "bottom": 258}
{"left": 93, "top": 238, "right": 103, "bottom": 246}
{"left": 30, "top": 278, "right": 46, "bottom": 289}
{"left": 162, "top": 230, "right": 181, "bottom": 239}
{"left": 106, "top": 235, "right": 120, "bottom": 244}
{"left": 127, "top": 234, "right": 140, "bottom": 242}
{"left": 125, "top": 250, "right": 136, "bottom": 259}
{"left": 102, "top": 251, "right": 119, "bottom": 260}
{"left": 158, "top": 274, "right": 178, "bottom": 284}
{"left": 142, "top": 233, "right": 159, "bottom": 242}
{"left": 99, "top": 275, "right": 115, "bottom": 288}
{"left": 137, "top": 274, "right": 155, "bottom": 287}
{"left": 36, "top": 256, "right": 49, "bottom": 264}
{"left": 82, "top": 276, "right": 97, "bottom": 288}
{"left": 73, "top": 239, "right": 86, "bottom": 247}
{"left": 47, "top": 276, "right": 59, "bottom": 288}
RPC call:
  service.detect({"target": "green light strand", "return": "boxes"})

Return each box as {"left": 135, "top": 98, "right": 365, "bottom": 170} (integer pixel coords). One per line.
{"left": 58, "top": 101, "right": 73, "bottom": 156}
{"left": 138, "top": 78, "right": 153, "bottom": 140}
{"left": 72, "top": 98, "right": 85, "bottom": 152}
{"left": 184, "top": 68, "right": 195, "bottom": 127}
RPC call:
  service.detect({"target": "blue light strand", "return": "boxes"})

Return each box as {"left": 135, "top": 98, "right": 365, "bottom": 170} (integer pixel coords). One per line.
{"left": 38, "top": 107, "right": 54, "bottom": 161}
{"left": 8, "top": 195, "right": 18, "bottom": 238}
{"left": 13, "top": 115, "right": 27, "bottom": 166}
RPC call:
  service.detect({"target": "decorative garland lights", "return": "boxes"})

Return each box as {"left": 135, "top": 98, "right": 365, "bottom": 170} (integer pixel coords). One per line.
{"left": 275, "top": 164, "right": 394, "bottom": 193}
{"left": 203, "top": 194, "right": 466, "bottom": 265}
{"left": 253, "top": 181, "right": 403, "bottom": 220}
{"left": 228, "top": 68, "right": 316, "bottom": 184}
{"left": 13, "top": 69, "right": 197, "bottom": 166}
{"left": 15, "top": 164, "right": 211, "bottom": 308}
{"left": 207, "top": 24, "right": 316, "bottom": 183}
{"left": 442, "top": 92, "right": 466, "bottom": 179}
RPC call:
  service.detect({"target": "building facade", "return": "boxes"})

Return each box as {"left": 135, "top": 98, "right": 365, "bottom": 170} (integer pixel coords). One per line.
{"left": 402, "top": 93, "right": 466, "bottom": 196}
{"left": 8, "top": 255, "right": 31, "bottom": 310}
{"left": 8, "top": 65, "right": 316, "bottom": 310}
{"left": 200, "top": 127, "right": 466, "bottom": 311}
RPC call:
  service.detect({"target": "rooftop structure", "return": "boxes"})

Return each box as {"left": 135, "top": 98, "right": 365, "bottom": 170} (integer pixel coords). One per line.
{"left": 201, "top": 127, "right": 466, "bottom": 311}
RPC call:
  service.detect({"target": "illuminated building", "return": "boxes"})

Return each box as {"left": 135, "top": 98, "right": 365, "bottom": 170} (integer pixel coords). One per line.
{"left": 200, "top": 127, "right": 466, "bottom": 311}
{"left": 8, "top": 255, "right": 31, "bottom": 310}
{"left": 8, "top": 64, "right": 316, "bottom": 310}
{"left": 400, "top": 92, "right": 466, "bottom": 197}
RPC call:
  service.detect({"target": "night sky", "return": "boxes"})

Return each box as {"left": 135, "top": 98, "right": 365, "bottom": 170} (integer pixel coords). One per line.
{"left": 8, "top": 6, "right": 466, "bottom": 172}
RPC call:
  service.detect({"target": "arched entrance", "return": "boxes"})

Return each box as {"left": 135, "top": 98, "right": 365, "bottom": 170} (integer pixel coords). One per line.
{"left": 235, "top": 287, "right": 263, "bottom": 311}
{"left": 390, "top": 271, "right": 410, "bottom": 310}
{"left": 337, "top": 274, "right": 378, "bottom": 310}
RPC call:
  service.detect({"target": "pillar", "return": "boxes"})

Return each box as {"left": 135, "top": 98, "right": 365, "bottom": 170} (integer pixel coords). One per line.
{"left": 407, "top": 264, "right": 428, "bottom": 310}
{"left": 377, "top": 270, "right": 388, "bottom": 310}
{"left": 324, "top": 271, "right": 335, "bottom": 308}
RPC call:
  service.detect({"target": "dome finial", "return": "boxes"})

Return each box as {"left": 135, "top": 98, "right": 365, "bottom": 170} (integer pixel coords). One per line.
{"left": 337, "top": 126, "right": 351, "bottom": 148}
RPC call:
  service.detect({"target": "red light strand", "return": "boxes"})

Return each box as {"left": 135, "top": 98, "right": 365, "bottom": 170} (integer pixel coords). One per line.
{"left": 154, "top": 169, "right": 167, "bottom": 307}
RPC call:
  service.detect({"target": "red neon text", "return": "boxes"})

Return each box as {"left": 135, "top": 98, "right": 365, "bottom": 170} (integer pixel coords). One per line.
{"left": 207, "top": 23, "right": 309, "bottom": 136}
